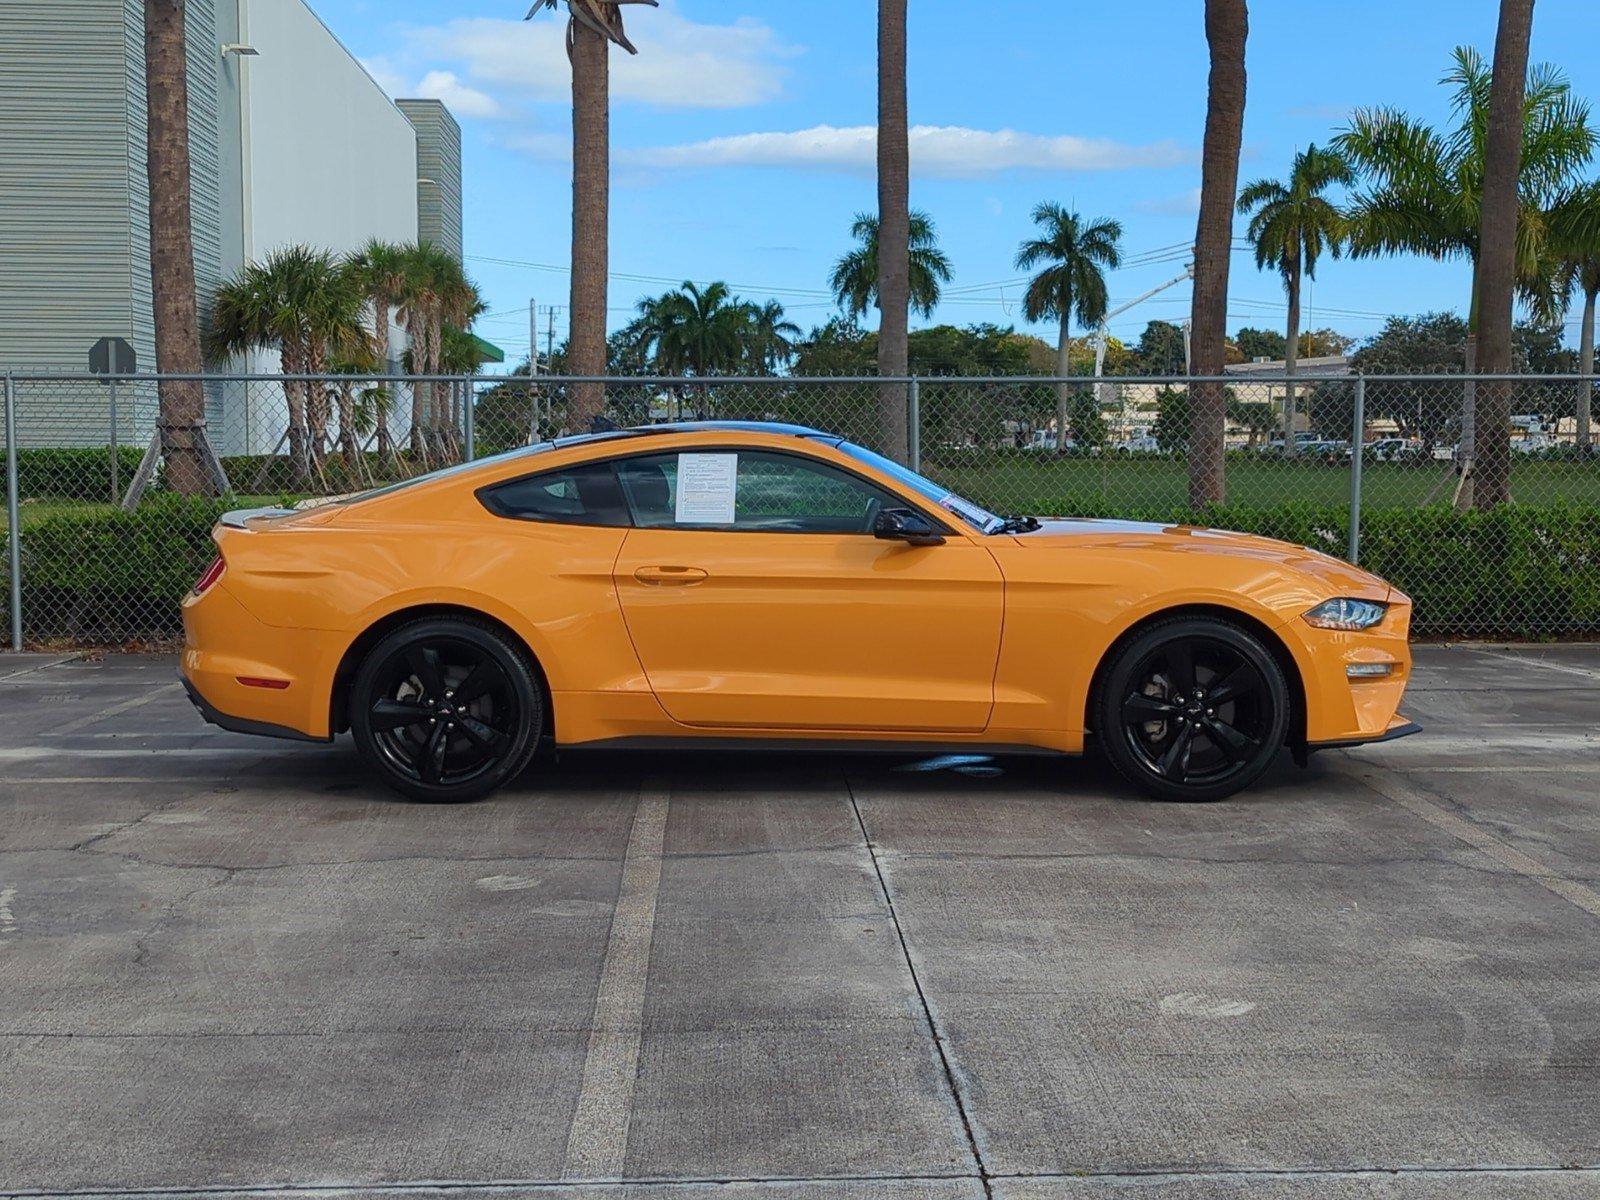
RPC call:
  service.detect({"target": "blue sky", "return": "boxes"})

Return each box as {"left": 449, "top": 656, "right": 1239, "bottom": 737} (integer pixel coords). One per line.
{"left": 324, "top": 0, "right": 1600, "bottom": 362}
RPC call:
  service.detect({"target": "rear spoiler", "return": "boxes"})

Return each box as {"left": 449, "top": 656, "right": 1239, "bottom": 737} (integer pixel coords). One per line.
{"left": 218, "top": 507, "right": 298, "bottom": 529}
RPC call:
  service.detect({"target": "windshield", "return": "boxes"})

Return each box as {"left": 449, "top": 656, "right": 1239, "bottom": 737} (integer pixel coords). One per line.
{"left": 835, "top": 441, "right": 1005, "bottom": 534}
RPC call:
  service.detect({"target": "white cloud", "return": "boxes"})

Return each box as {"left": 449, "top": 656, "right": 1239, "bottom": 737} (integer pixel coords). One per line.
{"left": 622, "top": 124, "right": 1194, "bottom": 178}
{"left": 361, "top": 58, "right": 509, "bottom": 120}
{"left": 414, "top": 5, "right": 795, "bottom": 110}
{"left": 415, "top": 70, "right": 505, "bottom": 120}
{"left": 360, "top": 55, "right": 408, "bottom": 99}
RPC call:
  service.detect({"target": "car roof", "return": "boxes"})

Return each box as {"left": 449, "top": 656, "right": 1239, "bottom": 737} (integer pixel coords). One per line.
{"left": 541, "top": 421, "right": 844, "bottom": 454}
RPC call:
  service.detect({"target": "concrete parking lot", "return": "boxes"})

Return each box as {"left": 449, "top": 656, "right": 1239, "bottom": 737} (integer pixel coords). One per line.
{"left": 1, "top": 645, "right": 1598, "bottom": 1199}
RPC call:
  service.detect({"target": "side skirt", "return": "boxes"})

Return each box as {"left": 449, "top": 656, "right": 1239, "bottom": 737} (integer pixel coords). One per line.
{"left": 558, "top": 735, "right": 1074, "bottom": 759}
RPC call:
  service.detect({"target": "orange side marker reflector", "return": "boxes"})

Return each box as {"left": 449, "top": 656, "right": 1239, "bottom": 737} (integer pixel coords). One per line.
{"left": 237, "top": 676, "right": 291, "bottom": 690}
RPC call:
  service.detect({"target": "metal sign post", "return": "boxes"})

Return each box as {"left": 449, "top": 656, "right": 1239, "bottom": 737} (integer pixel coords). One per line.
{"left": 5, "top": 375, "right": 21, "bottom": 651}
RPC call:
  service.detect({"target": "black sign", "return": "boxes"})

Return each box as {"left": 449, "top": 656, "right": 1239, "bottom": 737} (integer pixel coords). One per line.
{"left": 89, "top": 337, "right": 137, "bottom": 376}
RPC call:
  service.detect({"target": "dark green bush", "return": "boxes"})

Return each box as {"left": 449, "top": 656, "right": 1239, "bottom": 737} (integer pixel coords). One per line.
{"left": 17, "top": 496, "right": 239, "bottom": 643}
{"left": 15, "top": 447, "right": 149, "bottom": 502}
{"left": 8, "top": 498, "right": 1599, "bottom": 644}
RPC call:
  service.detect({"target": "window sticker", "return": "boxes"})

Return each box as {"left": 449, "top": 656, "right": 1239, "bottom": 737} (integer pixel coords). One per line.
{"left": 675, "top": 453, "right": 739, "bottom": 525}
{"left": 940, "top": 493, "right": 992, "bottom": 528}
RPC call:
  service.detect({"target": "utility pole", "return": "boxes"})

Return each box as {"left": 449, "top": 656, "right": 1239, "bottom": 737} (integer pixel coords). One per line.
{"left": 529, "top": 298, "right": 539, "bottom": 377}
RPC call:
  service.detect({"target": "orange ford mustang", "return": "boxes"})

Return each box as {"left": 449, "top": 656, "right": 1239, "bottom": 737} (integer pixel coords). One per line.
{"left": 181, "top": 422, "right": 1418, "bottom": 803}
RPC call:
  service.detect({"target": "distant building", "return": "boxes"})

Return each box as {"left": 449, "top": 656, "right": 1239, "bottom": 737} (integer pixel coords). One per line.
{"left": 0, "top": 0, "right": 471, "bottom": 451}
{"left": 397, "top": 100, "right": 464, "bottom": 261}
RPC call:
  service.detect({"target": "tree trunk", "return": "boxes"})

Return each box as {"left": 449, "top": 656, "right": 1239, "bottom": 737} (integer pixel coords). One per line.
{"left": 875, "top": 0, "right": 911, "bottom": 464}
{"left": 1055, "top": 319, "right": 1073, "bottom": 454}
{"left": 337, "top": 381, "right": 359, "bottom": 466}
{"left": 142, "top": 0, "right": 213, "bottom": 497}
{"left": 1579, "top": 286, "right": 1595, "bottom": 451}
{"left": 409, "top": 308, "right": 430, "bottom": 461}
{"left": 373, "top": 298, "right": 394, "bottom": 460}
{"left": 1283, "top": 256, "right": 1301, "bottom": 455}
{"left": 568, "top": 19, "right": 611, "bottom": 432}
{"left": 282, "top": 344, "right": 310, "bottom": 485}
{"left": 1187, "top": 0, "right": 1248, "bottom": 508}
{"left": 1472, "top": 0, "right": 1535, "bottom": 509}
{"left": 305, "top": 340, "right": 330, "bottom": 466}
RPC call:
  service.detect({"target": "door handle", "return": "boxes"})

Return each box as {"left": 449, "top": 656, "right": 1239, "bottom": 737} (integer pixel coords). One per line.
{"left": 633, "top": 565, "right": 709, "bottom": 587}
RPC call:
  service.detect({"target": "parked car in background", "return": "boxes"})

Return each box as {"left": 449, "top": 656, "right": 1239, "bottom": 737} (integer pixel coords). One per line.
{"left": 1301, "top": 440, "right": 1351, "bottom": 464}
{"left": 1357, "top": 438, "right": 1428, "bottom": 464}
{"left": 1110, "top": 436, "right": 1165, "bottom": 456}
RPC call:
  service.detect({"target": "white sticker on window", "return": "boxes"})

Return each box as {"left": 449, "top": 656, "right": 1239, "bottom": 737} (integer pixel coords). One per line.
{"left": 675, "top": 453, "right": 738, "bottom": 525}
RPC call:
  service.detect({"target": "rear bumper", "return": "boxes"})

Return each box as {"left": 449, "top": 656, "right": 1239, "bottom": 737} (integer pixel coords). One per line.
{"left": 180, "top": 673, "right": 332, "bottom": 744}
{"left": 181, "top": 581, "right": 340, "bottom": 740}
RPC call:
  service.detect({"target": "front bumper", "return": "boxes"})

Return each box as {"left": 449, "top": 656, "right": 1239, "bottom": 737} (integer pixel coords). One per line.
{"left": 1309, "top": 716, "right": 1423, "bottom": 752}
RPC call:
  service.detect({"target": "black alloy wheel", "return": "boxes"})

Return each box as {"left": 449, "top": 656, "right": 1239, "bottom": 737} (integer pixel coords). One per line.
{"left": 1096, "top": 617, "right": 1289, "bottom": 802}
{"left": 350, "top": 617, "right": 542, "bottom": 803}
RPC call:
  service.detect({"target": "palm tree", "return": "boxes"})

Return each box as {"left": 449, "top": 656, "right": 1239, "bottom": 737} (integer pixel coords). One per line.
{"left": 209, "top": 246, "right": 363, "bottom": 484}
{"left": 1335, "top": 46, "right": 1595, "bottom": 503}
{"left": 529, "top": 0, "right": 658, "bottom": 433}
{"left": 627, "top": 282, "right": 748, "bottom": 381}
{"left": 1015, "top": 205, "right": 1123, "bottom": 454}
{"left": 877, "top": 0, "right": 911, "bottom": 463}
{"left": 1237, "top": 145, "right": 1353, "bottom": 452}
{"left": 395, "top": 242, "right": 472, "bottom": 461}
{"left": 830, "top": 213, "right": 953, "bottom": 322}
{"left": 142, "top": 0, "right": 213, "bottom": 496}
{"left": 348, "top": 239, "right": 412, "bottom": 460}
{"left": 1189, "top": 0, "right": 1249, "bottom": 507}
{"left": 1472, "top": 0, "right": 1538, "bottom": 508}
{"left": 1549, "top": 182, "right": 1600, "bottom": 451}
{"left": 743, "top": 300, "right": 802, "bottom": 374}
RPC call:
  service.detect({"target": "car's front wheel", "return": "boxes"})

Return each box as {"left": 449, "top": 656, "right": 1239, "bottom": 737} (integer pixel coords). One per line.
{"left": 1096, "top": 617, "right": 1289, "bottom": 803}
{"left": 350, "top": 617, "right": 542, "bottom": 803}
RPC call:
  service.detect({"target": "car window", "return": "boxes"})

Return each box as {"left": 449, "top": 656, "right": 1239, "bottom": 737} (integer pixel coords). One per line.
{"left": 615, "top": 450, "right": 899, "bottom": 534}
{"left": 479, "top": 461, "right": 631, "bottom": 527}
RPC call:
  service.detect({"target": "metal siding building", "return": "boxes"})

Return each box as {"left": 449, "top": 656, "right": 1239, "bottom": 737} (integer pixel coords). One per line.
{"left": 0, "top": 0, "right": 224, "bottom": 375}
{"left": 0, "top": 0, "right": 453, "bottom": 452}
{"left": 396, "top": 99, "right": 464, "bottom": 262}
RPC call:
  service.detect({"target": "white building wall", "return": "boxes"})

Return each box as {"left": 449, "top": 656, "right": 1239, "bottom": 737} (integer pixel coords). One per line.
{"left": 236, "top": 0, "right": 417, "bottom": 264}
{"left": 226, "top": 0, "right": 420, "bottom": 451}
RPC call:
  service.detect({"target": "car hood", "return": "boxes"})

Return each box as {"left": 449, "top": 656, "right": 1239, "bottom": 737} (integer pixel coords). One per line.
{"left": 1007, "top": 518, "right": 1392, "bottom": 600}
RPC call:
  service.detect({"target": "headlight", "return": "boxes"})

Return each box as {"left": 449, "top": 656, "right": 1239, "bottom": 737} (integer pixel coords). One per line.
{"left": 1304, "top": 598, "right": 1388, "bottom": 631}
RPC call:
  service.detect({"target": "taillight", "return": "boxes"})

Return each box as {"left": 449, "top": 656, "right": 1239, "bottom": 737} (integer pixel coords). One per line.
{"left": 193, "top": 555, "right": 225, "bottom": 596}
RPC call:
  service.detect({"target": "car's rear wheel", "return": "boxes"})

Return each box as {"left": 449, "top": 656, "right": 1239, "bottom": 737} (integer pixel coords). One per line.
{"left": 350, "top": 618, "right": 542, "bottom": 803}
{"left": 1096, "top": 617, "right": 1289, "bottom": 803}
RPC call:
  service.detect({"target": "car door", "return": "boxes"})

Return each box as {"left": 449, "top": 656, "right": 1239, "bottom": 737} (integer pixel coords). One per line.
{"left": 610, "top": 447, "right": 1005, "bottom": 733}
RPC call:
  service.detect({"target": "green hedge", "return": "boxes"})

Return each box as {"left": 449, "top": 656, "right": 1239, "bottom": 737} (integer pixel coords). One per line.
{"left": 16, "top": 497, "right": 240, "bottom": 644}
{"left": 15, "top": 447, "right": 149, "bottom": 502}
{"left": 6, "top": 498, "right": 1599, "bottom": 644}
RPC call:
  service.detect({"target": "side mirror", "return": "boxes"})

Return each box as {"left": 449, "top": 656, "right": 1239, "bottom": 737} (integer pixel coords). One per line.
{"left": 874, "top": 508, "right": 945, "bottom": 546}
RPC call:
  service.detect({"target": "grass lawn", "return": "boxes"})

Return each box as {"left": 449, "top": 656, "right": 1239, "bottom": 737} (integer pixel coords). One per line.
{"left": 923, "top": 453, "right": 1600, "bottom": 516}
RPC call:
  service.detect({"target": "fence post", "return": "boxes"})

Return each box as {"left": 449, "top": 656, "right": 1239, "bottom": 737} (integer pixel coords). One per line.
{"left": 908, "top": 376, "right": 921, "bottom": 473}
{"left": 1348, "top": 375, "right": 1366, "bottom": 565}
{"left": 463, "top": 377, "right": 475, "bottom": 462}
{"left": 5, "top": 374, "right": 21, "bottom": 651}
{"left": 108, "top": 377, "right": 120, "bottom": 504}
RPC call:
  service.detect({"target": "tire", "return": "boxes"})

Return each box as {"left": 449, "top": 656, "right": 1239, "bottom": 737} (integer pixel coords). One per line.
{"left": 349, "top": 617, "right": 543, "bottom": 803}
{"left": 1095, "top": 616, "right": 1289, "bottom": 803}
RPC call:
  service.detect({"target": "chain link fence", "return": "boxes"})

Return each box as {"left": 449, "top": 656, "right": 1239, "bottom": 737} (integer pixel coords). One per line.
{"left": 3, "top": 371, "right": 1597, "bottom": 646}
